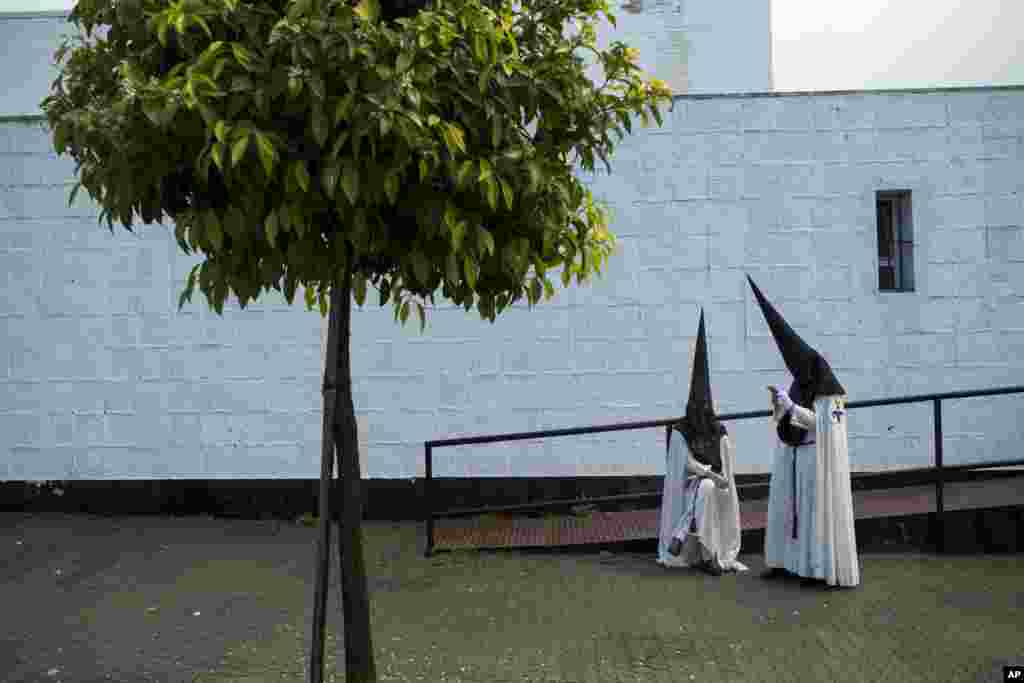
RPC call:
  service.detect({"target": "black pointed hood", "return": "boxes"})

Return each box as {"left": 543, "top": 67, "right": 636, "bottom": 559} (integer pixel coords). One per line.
{"left": 746, "top": 274, "right": 845, "bottom": 400}
{"left": 674, "top": 309, "right": 726, "bottom": 472}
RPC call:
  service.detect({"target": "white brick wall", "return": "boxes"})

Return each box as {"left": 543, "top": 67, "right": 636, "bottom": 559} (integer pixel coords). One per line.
{"left": 4, "top": 87, "right": 1024, "bottom": 481}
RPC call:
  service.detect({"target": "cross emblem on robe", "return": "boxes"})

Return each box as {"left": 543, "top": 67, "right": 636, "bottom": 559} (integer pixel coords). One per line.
{"left": 832, "top": 408, "right": 844, "bottom": 424}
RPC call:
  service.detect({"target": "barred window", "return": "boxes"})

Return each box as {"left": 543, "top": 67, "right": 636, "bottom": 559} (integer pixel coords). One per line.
{"left": 877, "top": 190, "right": 915, "bottom": 292}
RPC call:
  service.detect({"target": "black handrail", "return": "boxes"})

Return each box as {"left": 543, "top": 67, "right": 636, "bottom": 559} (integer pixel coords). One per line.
{"left": 422, "top": 384, "right": 1024, "bottom": 556}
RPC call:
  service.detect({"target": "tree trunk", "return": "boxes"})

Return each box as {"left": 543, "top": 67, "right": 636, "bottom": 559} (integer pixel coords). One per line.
{"left": 331, "top": 263, "right": 377, "bottom": 683}
{"left": 308, "top": 287, "right": 340, "bottom": 682}
{"left": 308, "top": 256, "right": 376, "bottom": 683}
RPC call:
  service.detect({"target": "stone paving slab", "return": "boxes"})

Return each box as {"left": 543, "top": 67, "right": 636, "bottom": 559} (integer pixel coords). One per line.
{"left": 2, "top": 512, "right": 1022, "bottom": 683}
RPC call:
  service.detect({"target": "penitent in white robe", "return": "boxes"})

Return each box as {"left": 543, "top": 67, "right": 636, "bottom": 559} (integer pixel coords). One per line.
{"left": 764, "top": 395, "right": 859, "bottom": 587}
{"left": 657, "top": 431, "right": 747, "bottom": 572}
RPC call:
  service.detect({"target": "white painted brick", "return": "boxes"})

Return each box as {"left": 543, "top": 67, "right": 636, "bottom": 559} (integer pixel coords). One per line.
{"left": 981, "top": 159, "right": 1024, "bottom": 195}
{"left": 268, "top": 343, "right": 322, "bottom": 381}
{"left": 947, "top": 93, "right": 1024, "bottom": 125}
{"left": 674, "top": 98, "right": 744, "bottom": 132}
{"left": 994, "top": 300, "right": 1024, "bottom": 332}
{"left": 109, "top": 347, "right": 162, "bottom": 380}
{"left": 956, "top": 331, "right": 1003, "bottom": 365}
{"left": 844, "top": 335, "right": 889, "bottom": 372}
{"left": 929, "top": 194, "right": 987, "bottom": 228}
{"left": 704, "top": 269, "right": 746, "bottom": 303}
{"left": 0, "top": 153, "right": 77, "bottom": 187}
{"left": 679, "top": 133, "right": 745, "bottom": 165}
{"left": 73, "top": 412, "right": 106, "bottom": 445}
{"left": 980, "top": 137, "right": 1019, "bottom": 162}
{"left": 503, "top": 372, "right": 584, "bottom": 410}
{"left": 776, "top": 196, "right": 821, "bottom": 229}
{"left": 666, "top": 162, "right": 711, "bottom": 201}
{"left": 818, "top": 300, "right": 885, "bottom": 337}
{"left": 744, "top": 131, "right": 819, "bottom": 163}
{"left": 203, "top": 443, "right": 302, "bottom": 478}
{"left": 740, "top": 97, "right": 816, "bottom": 131}
{"left": 988, "top": 262, "right": 1024, "bottom": 298}
{"left": 757, "top": 162, "right": 826, "bottom": 197}
{"left": 946, "top": 125, "right": 985, "bottom": 159}
{"left": 8, "top": 446, "right": 76, "bottom": 479}
{"left": 821, "top": 163, "right": 870, "bottom": 197}
{"left": 810, "top": 228, "right": 869, "bottom": 267}
{"left": 928, "top": 228, "right": 987, "bottom": 263}
{"left": 915, "top": 299, "right": 961, "bottom": 334}
{"left": 709, "top": 230, "right": 746, "bottom": 269}
{"left": 641, "top": 301, "right": 700, "bottom": 340}
{"left": 889, "top": 332, "right": 956, "bottom": 367}
{"left": 688, "top": 199, "right": 750, "bottom": 236}
{"left": 984, "top": 194, "right": 1022, "bottom": 228}
{"left": 355, "top": 374, "right": 435, "bottom": 412}
{"left": 107, "top": 413, "right": 170, "bottom": 447}
{"left": 745, "top": 336, "right": 788, "bottom": 372}
{"left": 813, "top": 130, "right": 878, "bottom": 164}
{"left": 574, "top": 370, "right": 677, "bottom": 407}
{"left": 168, "top": 413, "right": 202, "bottom": 446}
{"left": 873, "top": 128, "right": 951, "bottom": 163}
{"left": 200, "top": 412, "right": 241, "bottom": 445}
{"left": 953, "top": 300, "right": 996, "bottom": 333}
{"left": 744, "top": 230, "right": 813, "bottom": 265}
{"left": 997, "top": 331, "right": 1024, "bottom": 365}
{"left": 109, "top": 316, "right": 141, "bottom": 346}
{"left": 708, "top": 166, "right": 745, "bottom": 200}
{"left": 928, "top": 160, "right": 983, "bottom": 198}
{"left": 501, "top": 337, "right": 573, "bottom": 373}
{"left": 164, "top": 381, "right": 205, "bottom": 413}
{"left": 5, "top": 184, "right": 99, "bottom": 220}
{"left": 863, "top": 161, "right": 935, "bottom": 193}
{"left": 669, "top": 268, "right": 713, "bottom": 305}
{"left": 0, "top": 413, "right": 43, "bottom": 444}
{"left": 874, "top": 95, "right": 949, "bottom": 129}
{"left": 743, "top": 266, "right": 815, "bottom": 302}
{"left": 606, "top": 200, "right": 679, "bottom": 240}
{"left": 634, "top": 266, "right": 694, "bottom": 305}
{"left": 947, "top": 93, "right": 992, "bottom": 125}
{"left": 0, "top": 123, "right": 53, "bottom": 155}
{"left": 925, "top": 263, "right": 959, "bottom": 297}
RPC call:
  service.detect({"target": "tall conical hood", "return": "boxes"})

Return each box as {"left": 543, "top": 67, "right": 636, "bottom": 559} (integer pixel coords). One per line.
{"left": 675, "top": 309, "right": 726, "bottom": 473}
{"left": 746, "top": 275, "right": 845, "bottom": 399}
{"left": 686, "top": 309, "right": 714, "bottom": 418}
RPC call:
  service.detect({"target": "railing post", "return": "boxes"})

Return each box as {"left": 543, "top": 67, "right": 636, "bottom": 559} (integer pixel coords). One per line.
{"left": 933, "top": 399, "right": 945, "bottom": 554}
{"left": 424, "top": 444, "right": 434, "bottom": 558}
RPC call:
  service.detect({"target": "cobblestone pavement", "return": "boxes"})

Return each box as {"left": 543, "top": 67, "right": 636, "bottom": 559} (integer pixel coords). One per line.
{"left": 2, "top": 512, "right": 1021, "bottom": 683}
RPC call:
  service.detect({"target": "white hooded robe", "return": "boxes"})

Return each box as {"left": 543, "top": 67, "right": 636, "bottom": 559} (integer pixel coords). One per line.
{"left": 657, "top": 431, "right": 747, "bottom": 572}
{"left": 764, "top": 394, "right": 859, "bottom": 587}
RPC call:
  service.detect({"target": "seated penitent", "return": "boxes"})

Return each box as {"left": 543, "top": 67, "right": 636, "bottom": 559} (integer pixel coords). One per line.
{"left": 657, "top": 310, "right": 747, "bottom": 576}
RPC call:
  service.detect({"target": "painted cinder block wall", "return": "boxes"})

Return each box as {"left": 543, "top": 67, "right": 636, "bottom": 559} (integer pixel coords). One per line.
{"left": 3, "top": 87, "right": 1024, "bottom": 482}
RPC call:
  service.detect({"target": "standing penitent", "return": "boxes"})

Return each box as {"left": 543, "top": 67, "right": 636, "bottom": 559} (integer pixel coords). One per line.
{"left": 657, "top": 310, "right": 748, "bottom": 575}
{"left": 747, "top": 275, "right": 860, "bottom": 588}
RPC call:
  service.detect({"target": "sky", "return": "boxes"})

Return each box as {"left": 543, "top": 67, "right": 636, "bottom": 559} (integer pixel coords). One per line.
{"left": 1, "top": 0, "right": 1021, "bottom": 92}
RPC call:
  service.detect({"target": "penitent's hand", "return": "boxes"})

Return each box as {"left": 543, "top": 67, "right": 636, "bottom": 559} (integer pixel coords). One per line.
{"left": 713, "top": 473, "right": 729, "bottom": 490}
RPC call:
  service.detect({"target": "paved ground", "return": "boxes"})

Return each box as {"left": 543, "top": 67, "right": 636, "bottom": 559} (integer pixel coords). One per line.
{"left": 2, "top": 512, "right": 1022, "bottom": 683}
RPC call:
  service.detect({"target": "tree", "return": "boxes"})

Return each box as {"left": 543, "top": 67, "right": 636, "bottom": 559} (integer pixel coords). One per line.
{"left": 42, "top": 0, "right": 671, "bottom": 680}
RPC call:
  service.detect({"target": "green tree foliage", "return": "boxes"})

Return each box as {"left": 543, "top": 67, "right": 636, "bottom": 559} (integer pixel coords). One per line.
{"left": 43, "top": 0, "right": 670, "bottom": 680}
{"left": 44, "top": 0, "right": 670, "bottom": 324}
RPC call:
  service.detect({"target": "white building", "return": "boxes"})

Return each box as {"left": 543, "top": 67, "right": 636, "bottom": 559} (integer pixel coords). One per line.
{"left": 1, "top": 5, "right": 1022, "bottom": 514}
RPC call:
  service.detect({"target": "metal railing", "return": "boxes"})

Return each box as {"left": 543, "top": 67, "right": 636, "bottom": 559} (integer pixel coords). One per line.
{"left": 422, "top": 384, "right": 1024, "bottom": 556}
